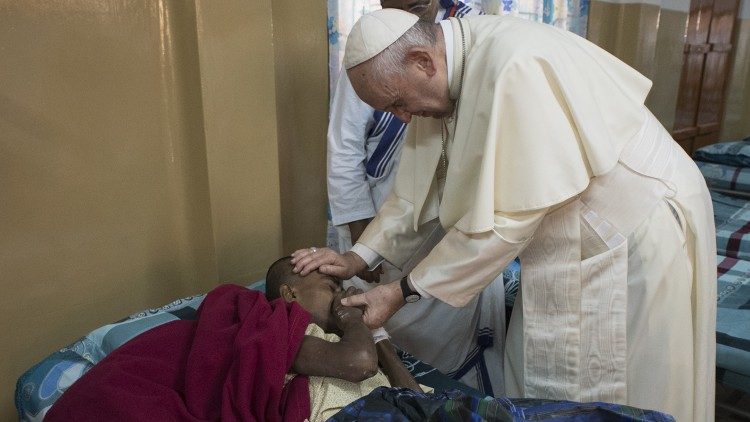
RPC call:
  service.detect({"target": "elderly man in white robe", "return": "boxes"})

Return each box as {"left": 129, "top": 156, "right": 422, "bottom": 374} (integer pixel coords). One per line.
{"left": 327, "top": 0, "right": 509, "bottom": 397}
{"left": 293, "top": 9, "right": 716, "bottom": 422}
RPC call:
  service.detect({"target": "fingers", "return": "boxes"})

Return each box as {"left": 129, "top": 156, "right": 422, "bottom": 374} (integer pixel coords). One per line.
{"left": 338, "top": 288, "right": 393, "bottom": 328}
{"left": 341, "top": 292, "right": 368, "bottom": 308}
{"left": 343, "top": 286, "right": 363, "bottom": 298}
{"left": 330, "top": 289, "right": 348, "bottom": 313}
{"left": 319, "top": 264, "right": 351, "bottom": 278}
{"left": 359, "top": 283, "right": 406, "bottom": 329}
{"left": 290, "top": 248, "right": 315, "bottom": 261}
{"left": 292, "top": 248, "right": 336, "bottom": 276}
{"left": 290, "top": 246, "right": 331, "bottom": 263}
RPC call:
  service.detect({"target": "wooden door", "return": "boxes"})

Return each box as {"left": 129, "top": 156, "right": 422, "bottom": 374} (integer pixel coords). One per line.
{"left": 673, "top": 0, "right": 740, "bottom": 153}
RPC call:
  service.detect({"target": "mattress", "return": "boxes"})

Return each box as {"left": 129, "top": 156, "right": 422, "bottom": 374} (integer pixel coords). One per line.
{"left": 716, "top": 255, "right": 750, "bottom": 392}
{"left": 694, "top": 137, "right": 750, "bottom": 168}
{"left": 711, "top": 191, "right": 750, "bottom": 261}
{"left": 697, "top": 161, "right": 750, "bottom": 195}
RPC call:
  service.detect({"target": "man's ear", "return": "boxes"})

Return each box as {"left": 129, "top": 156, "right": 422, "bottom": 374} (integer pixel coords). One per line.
{"left": 406, "top": 48, "right": 436, "bottom": 76}
{"left": 279, "top": 284, "right": 296, "bottom": 302}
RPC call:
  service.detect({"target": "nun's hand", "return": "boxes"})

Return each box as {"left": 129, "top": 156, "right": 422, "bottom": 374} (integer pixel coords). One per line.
{"left": 290, "top": 247, "right": 367, "bottom": 279}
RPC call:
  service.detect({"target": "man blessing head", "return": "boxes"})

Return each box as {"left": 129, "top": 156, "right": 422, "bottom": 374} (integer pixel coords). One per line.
{"left": 295, "top": 7, "right": 718, "bottom": 422}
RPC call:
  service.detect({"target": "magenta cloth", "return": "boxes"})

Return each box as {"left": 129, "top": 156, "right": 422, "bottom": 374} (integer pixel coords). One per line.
{"left": 46, "top": 284, "right": 312, "bottom": 422}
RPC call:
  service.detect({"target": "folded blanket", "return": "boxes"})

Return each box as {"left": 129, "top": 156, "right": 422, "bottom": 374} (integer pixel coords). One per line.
{"left": 697, "top": 161, "right": 750, "bottom": 194}
{"left": 693, "top": 137, "right": 750, "bottom": 167}
{"left": 46, "top": 284, "right": 311, "bottom": 422}
{"left": 330, "top": 387, "right": 676, "bottom": 421}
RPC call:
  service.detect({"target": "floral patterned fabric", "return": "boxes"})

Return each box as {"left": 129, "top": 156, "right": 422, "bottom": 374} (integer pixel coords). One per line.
{"left": 327, "top": 0, "right": 589, "bottom": 96}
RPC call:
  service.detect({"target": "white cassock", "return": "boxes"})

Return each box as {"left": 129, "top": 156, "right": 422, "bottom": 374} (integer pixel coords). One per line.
{"left": 352, "top": 15, "right": 716, "bottom": 421}
{"left": 329, "top": 4, "right": 507, "bottom": 396}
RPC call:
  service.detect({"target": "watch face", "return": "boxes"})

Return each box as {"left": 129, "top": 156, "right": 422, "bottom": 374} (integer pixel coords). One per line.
{"left": 405, "top": 294, "right": 421, "bottom": 303}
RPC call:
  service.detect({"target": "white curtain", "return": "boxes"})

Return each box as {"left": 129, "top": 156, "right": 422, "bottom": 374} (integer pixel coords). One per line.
{"left": 327, "top": 0, "right": 589, "bottom": 98}
{"left": 327, "top": 0, "right": 383, "bottom": 97}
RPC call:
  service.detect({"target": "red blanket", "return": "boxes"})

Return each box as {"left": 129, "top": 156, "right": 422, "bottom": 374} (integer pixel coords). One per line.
{"left": 47, "top": 284, "right": 311, "bottom": 421}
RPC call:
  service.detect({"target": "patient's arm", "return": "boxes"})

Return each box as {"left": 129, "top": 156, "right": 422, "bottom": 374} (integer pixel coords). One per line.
{"left": 375, "top": 339, "right": 422, "bottom": 391}
{"left": 291, "top": 290, "right": 378, "bottom": 383}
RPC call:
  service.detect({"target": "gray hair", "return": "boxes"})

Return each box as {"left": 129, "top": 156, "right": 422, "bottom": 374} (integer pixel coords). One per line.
{"left": 369, "top": 20, "right": 438, "bottom": 79}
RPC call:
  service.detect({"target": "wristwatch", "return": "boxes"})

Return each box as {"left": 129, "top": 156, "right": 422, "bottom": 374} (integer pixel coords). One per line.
{"left": 400, "top": 277, "right": 421, "bottom": 303}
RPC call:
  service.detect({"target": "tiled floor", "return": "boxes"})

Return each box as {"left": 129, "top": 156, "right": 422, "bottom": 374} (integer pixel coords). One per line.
{"left": 716, "top": 383, "right": 750, "bottom": 421}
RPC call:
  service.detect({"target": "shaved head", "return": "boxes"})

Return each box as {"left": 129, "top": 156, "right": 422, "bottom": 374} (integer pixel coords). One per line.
{"left": 265, "top": 256, "right": 301, "bottom": 301}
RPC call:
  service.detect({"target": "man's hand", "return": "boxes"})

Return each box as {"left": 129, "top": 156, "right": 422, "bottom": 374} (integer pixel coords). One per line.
{"left": 340, "top": 282, "right": 406, "bottom": 329}
{"left": 331, "top": 287, "right": 365, "bottom": 330}
{"left": 291, "top": 247, "right": 367, "bottom": 278}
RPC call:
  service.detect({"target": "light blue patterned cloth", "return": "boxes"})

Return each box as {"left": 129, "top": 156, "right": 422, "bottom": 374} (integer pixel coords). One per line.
{"left": 694, "top": 136, "right": 750, "bottom": 168}
{"left": 502, "top": 258, "right": 521, "bottom": 308}
{"left": 710, "top": 191, "right": 750, "bottom": 261}
{"left": 697, "top": 161, "right": 750, "bottom": 194}
{"left": 716, "top": 256, "right": 750, "bottom": 393}
{"left": 15, "top": 282, "right": 266, "bottom": 421}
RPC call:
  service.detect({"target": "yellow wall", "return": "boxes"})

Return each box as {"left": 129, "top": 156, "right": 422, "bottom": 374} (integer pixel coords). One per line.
{"left": 0, "top": 0, "right": 328, "bottom": 419}
{"left": 272, "top": 0, "right": 330, "bottom": 253}
{"left": 194, "top": 0, "right": 286, "bottom": 284}
{"left": 588, "top": 0, "right": 690, "bottom": 131}
{"left": 589, "top": 0, "right": 750, "bottom": 140}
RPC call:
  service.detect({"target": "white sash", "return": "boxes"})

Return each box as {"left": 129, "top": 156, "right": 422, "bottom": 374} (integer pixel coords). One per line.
{"left": 518, "top": 110, "right": 678, "bottom": 403}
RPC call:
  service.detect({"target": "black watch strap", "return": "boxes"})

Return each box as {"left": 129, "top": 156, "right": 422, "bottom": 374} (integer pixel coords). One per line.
{"left": 400, "top": 277, "right": 421, "bottom": 303}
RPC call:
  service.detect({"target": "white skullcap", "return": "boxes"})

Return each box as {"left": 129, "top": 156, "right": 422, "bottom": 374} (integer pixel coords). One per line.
{"left": 343, "top": 9, "right": 419, "bottom": 70}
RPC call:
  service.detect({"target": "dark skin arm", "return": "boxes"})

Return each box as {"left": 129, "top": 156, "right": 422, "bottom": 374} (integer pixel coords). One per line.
{"left": 292, "top": 288, "right": 421, "bottom": 390}
{"left": 292, "top": 288, "right": 377, "bottom": 383}
{"left": 347, "top": 218, "right": 371, "bottom": 245}
{"left": 347, "top": 218, "right": 383, "bottom": 283}
{"left": 375, "top": 339, "right": 422, "bottom": 391}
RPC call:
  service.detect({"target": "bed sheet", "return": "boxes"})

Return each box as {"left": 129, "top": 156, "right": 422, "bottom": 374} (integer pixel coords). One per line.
{"left": 711, "top": 191, "right": 750, "bottom": 261}
{"left": 716, "top": 256, "right": 750, "bottom": 393}
{"left": 15, "top": 291, "right": 210, "bottom": 421}
{"left": 697, "top": 161, "right": 750, "bottom": 195}
{"left": 693, "top": 137, "right": 750, "bottom": 167}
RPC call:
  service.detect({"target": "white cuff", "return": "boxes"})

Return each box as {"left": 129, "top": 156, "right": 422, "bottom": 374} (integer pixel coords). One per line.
{"left": 350, "top": 243, "right": 384, "bottom": 270}
{"left": 371, "top": 327, "right": 390, "bottom": 343}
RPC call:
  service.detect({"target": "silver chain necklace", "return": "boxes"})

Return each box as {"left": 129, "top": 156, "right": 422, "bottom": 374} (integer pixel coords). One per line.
{"left": 438, "top": 18, "right": 467, "bottom": 182}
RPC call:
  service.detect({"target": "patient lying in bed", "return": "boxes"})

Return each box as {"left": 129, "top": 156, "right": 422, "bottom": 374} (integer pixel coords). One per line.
{"left": 45, "top": 258, "right": 676, "bottom": 422}
{"left": 264, "top": 257, "right": 423, "bottom": 420}
{"left": 46, "top": 258, "right": 421, "bottom": 422}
